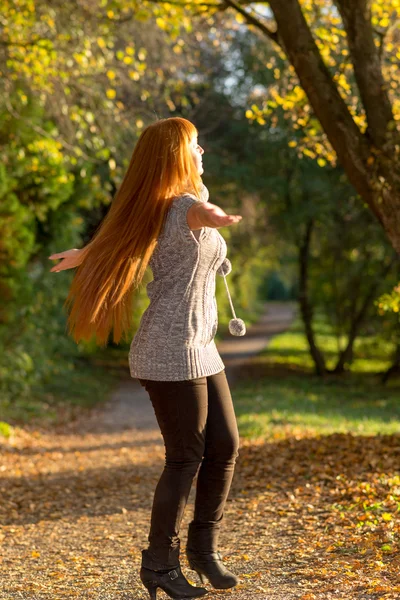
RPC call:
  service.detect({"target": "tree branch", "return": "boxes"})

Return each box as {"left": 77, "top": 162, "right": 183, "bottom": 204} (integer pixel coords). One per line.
{"left": 334, "top": 0, "right": 394, "bottom": 149}
{"left": 222, "top": 0, "right": 280, "bottom": 45}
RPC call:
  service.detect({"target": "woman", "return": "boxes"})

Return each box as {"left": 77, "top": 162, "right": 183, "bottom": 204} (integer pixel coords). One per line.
{"left": 49, "top": 117, "right": 243, "bottom": 600}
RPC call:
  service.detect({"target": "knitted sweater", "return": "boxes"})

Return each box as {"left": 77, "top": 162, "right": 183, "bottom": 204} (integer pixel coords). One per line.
{"left": 128, "top": 186, "right": 231, "bottom": 381}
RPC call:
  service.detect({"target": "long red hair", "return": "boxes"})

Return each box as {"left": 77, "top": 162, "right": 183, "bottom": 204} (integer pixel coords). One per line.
{"left": 64, "top": 117, "right": 202, "bottom": 346}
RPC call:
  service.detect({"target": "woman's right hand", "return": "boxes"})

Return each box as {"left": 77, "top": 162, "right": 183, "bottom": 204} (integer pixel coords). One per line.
{"left": 48, "top": 248, "right": 84, "bottom": 272}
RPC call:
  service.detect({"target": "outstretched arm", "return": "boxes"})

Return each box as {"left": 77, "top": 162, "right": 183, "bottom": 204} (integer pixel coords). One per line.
{"left": 187, "top": 201, "right": 242, "bottom": 230}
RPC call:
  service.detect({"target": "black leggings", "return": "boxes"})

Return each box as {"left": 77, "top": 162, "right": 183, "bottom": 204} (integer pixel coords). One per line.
{"left": 138, "top": 369, "right": 240, "bottom": 568}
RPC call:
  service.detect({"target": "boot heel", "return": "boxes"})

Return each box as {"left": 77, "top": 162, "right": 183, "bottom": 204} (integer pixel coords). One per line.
{"left": 188, "top": 561, "right": 207, "bottom": 585}
{"left": 143, "top": 582, "right": 157, "bottom": 600}
{"left": 186, "top": 550, "right": 238, "bottom": 590}
{"left": 140, "top": 561, "right": 208, "bottom": 598}
{"left": 198, "top": 572, "right": 207, "bottom": 585}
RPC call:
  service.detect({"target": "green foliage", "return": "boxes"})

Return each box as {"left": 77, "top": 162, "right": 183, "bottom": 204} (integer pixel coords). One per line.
{"left": 0, "top": 90, "right": 118, "bottom": 406}
{"left": 377, "top": 283, "right": 400, "bottom": 319}
{"left": 0, "top": 421, "right": 13, "bottom": 438}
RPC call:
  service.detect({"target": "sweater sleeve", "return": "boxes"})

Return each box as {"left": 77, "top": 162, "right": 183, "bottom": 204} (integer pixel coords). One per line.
{"left": 167, "top": 194, "right": 201, "bottom": 244}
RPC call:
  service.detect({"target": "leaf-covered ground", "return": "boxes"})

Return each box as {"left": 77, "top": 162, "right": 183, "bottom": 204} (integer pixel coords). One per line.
{"left": 1, "top": 392, "right": 399, "bottom": 599}
{"left": 1, "top": 304, "right": 399, "bottom": 599}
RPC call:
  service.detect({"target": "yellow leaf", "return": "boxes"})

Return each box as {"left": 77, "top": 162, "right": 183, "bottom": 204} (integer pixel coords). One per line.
{"left": 31, "top": 550, "right": 40, "bottom": 558}
{"left": 382, "top": 512, "right": 392, "bottom": 521}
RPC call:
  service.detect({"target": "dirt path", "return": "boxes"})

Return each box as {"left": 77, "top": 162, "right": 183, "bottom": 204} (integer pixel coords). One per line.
{"left": 1, "top": 302, "right": 299, "bottom": 600}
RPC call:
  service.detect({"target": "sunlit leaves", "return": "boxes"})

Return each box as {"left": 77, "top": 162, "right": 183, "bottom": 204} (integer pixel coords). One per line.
{"left": 376, "top": 283, "right": 400, "bottom": 318}
{"left": 240, "top": 0, "right": 400, "bottom": 167}
{"left": 0, "top": 0, "right": 204, "bottom": 160}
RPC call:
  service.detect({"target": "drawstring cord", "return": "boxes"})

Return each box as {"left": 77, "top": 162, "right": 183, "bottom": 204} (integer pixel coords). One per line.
{"left": 222, "top": 272, "right": 246, "bottom": 336}
{"left": 222, "top": 273, "right": 237, "bottom": 320}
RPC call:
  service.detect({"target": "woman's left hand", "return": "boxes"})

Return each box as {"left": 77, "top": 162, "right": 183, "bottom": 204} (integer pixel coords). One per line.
{"left": 48, "top": 248, "right": 84, "bottom": 272}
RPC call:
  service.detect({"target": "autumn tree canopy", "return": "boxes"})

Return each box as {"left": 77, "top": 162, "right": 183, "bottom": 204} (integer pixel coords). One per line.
{"left": 147, "top": 0, "right": 400, "bottom": 254}
{"left": 228, "top": 0, "right": 400, "bottom": 254}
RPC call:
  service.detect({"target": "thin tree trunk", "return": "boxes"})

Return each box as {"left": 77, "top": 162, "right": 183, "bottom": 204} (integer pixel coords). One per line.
{"left": 333, "top": 256, "right": 398, "bottom": 373}
{"left": 334, "top": 0, "right": 394, "bottom": 149}
{"left": 298, "top": 218, "right": 327, "bottom": 375}
{"left": 381, "top": 341, "right": 400, "bottom": 384}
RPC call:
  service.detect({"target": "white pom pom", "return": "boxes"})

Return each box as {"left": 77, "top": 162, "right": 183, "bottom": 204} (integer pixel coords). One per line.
{"left": 217, "top": 258, "right": 232, "bottom": 276}
{"left": 229, "top": 318, "right": 246, "bottom": 336}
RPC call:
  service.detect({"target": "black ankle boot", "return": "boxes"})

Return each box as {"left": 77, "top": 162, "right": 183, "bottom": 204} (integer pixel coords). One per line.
{"left": 186, "top": 549, "right": 238, "bottom": 590}
{"left": 186, "top": 522, "right": 238, "bottom": 590}
{"left": 140, "top": 551, "right": 208, "bottom": 599}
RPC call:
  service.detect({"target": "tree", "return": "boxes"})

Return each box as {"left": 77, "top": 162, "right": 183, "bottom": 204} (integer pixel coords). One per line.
{"left": 147, "top": 0, "right": 400, "bottom": 255}
{"left": 221, "top": 0, "right": 400, "bottom": 256}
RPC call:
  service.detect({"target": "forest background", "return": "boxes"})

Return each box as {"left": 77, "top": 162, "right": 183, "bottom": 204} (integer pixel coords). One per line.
{"left": 1, "top": 0, "right": 400, "bottom": 429}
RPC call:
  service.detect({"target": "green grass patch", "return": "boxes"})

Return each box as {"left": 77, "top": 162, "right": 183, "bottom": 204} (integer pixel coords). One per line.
{"left": 262, "top": 314, "right": 395, "bottom": 373}
{"left": 233, "top": 312, "right": 400, "bottom": 439}
{"left": 234, "top": 372, "right": 400, "bottom": 439}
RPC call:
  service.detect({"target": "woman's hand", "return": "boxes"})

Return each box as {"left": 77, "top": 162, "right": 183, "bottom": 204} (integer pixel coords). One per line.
{"left": 48, "top": 248, "right": 84, "bottom": 272}
{"left": 189, "top": 202, "right": 242, "bottom": 229}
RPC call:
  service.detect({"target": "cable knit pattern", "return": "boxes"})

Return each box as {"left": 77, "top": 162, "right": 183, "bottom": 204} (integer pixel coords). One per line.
{"left": 128, "top": 186, "right": 228, "bottom": 381}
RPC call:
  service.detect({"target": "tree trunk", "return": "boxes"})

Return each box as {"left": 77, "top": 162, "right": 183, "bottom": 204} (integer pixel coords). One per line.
{"left": 381, "top": 341, "right": 400, "bottom": 384}
{"left": 333, "top": 256, "right": 398, "bottom": 373}
{"left": 298, "top": 218, "right": 327, "bottom": 375}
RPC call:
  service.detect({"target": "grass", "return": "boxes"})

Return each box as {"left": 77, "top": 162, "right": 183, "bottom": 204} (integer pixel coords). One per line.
{"left": 233, "top": 313, "right": 400, "bottom": 439}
